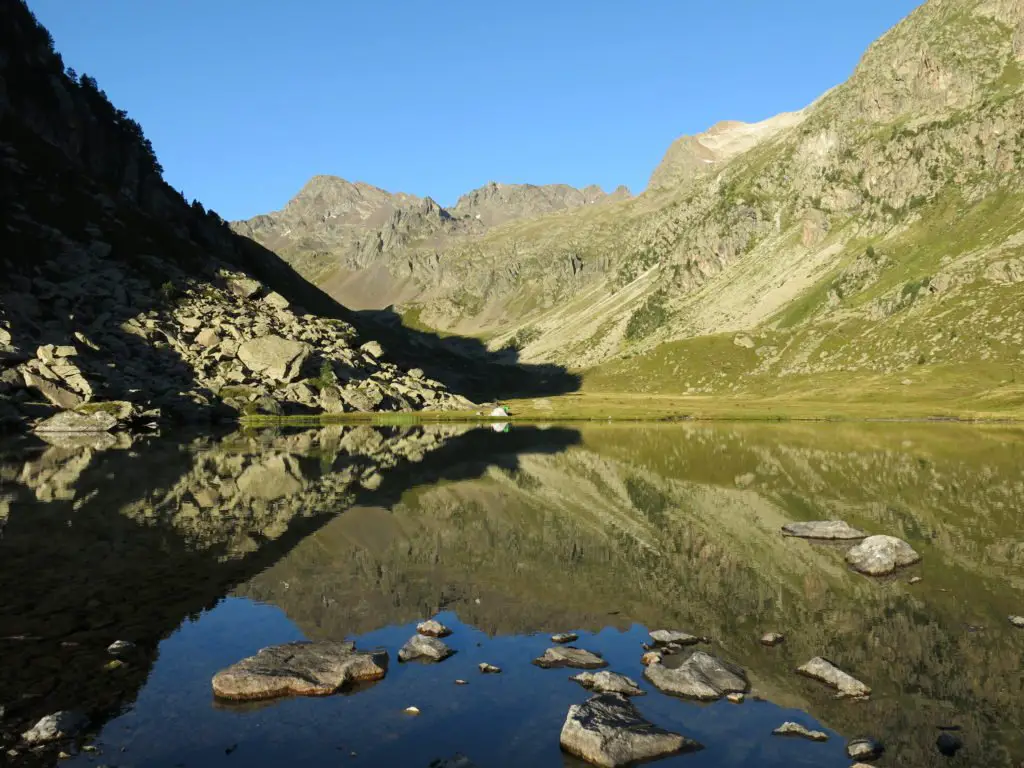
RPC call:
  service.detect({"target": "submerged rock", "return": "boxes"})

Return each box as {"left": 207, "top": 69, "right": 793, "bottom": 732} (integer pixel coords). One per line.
{"left": 571, "top": 671, "right": 645, "bottom": 696}
{"left": 643, "top": 651, "right": 748, "bottom": 700}
{"left": 846, "top": 535, "right": 921, "bottom": 576}
{"left": 772, "top": 722, "right": 829, "bottom": 742}
{"left": 559, "top": 693, "right": 699, "bottom": 767}
{"left": 648, "top": 629, "right": 699, "bottom": 646}
{"left": 797, "top": 657, "right": 871, "bottom": 697}
{"left": 760, "top": 632, "right": 785, "bottom": 647}
{"left": 533, "top": 646, "right": 607, "bottom": 669}
{"left": 212, "top": 641, "right": 387, "bottom": 700}
{"left": 416, "top": 619, "right": 452, "bottom": 638}
{"left": 21, "top": 711, "right": 88, "bottom": 744}
{"left": 846, "top": 737, "right": 884, "bottom": 761}
{"left": 399, "top": 634, "right": 454, "bottom": 662}
{"left": 936, "top": 731, "right": 963, "bottom": 756}
{"left": 781, "top": 520, "right": 867, "bottom": 540}
{"left": 552, "top": 632, "right": 578, "bottom": 643}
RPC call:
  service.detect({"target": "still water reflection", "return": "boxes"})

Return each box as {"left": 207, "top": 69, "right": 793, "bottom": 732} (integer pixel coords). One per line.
{"left": 0, "top": 422, "right": 1022, "bottom": 767}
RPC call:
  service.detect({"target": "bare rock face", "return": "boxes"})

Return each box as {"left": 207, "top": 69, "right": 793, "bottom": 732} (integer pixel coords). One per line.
{"left": 781, "top": 520, "right": 867, "bottom": 540}
{"left": 211, "top": 641, "right": 388, "bottom": 701}
{"left": 21, "top": 711, "right": 88, "bottom": 744}
{"left": 643, "top": 651, "right": 748, "bottom": 700}
{"left": 533, "top": 646, "right": 608, "bottom": 669}
{"left": 845, "top": 535, "right": 921, "bottom": 575}
{"left": 237, "top": 335, "right": 311, "bottom": 383}
{"left": 559, "top": 693, "right": 699, "bottom": 768}
{"left": 797, "top": 657, "right": 871, "bottom": 698}
{"left": 772, "top": 722, "right": 829, "bottom": 742}
{"left": 571, "top": 671, "right": 644, "bottom": 697}
{"left": 398, "top": 634, "right": 453, "bottom": 662}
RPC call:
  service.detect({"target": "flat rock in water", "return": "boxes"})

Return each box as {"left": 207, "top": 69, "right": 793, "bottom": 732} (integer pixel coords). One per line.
{"left": 781, "top": 520, "right": 867, "bottom": 540}
{"left": 798, "top": 657, "right": 870, "bottom": 697}
{"left": 533, "top": 646, "right": 607, "bottom": 669}
{"left": 847, "top": 737, "right": 884, "bottom": 761}
{"left": 1009, "top": 615, "right": 1024, "bottom": 628}
{"left": 649, "top": 629, "right": 699, "bottom": 646}
{"left": 552, "top": 632, "right": 578, "bottom": 643}
{"left": 760, "top": 632, "right": 785, "bottom": 647}
{"left": 21, "top": 711, "right": 88, "bottom": 744}
{"left": 212, "top": 641, "right": 387, "bottom": 700}
{"left": 34, "top": 410, "right": 117, "bottom": 433}
{"left": 846, "top": 535, "right": 921, "bottom": 576}
{"left": 399, "top": 634, "right": 453, "bottom": 662}
{"left": 478, "top": 663, "right": 501, "bottom": 674}
{"left": 572, "top": 671, "right": 645, "bottom": 696}
{"left": 559, "top": 693, "right": 699, "bottom": 767}
{"left": 643, "top": 651, "right": 748, "bottom": 700}
{"left": 772, "top": 722, "right": 829, "bottom": 742}
{"left": 416, "top": 619, "right": 452, "bottom": 638}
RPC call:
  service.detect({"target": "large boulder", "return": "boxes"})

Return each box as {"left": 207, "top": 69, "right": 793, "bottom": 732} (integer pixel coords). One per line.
{"left": 211, "top": 641, "right": 387, "bottom": 701}
{"left": 643, "top": 651, "right": 748, "bottom": 700}
{"left": 21, "top": 370, "right": 83, "bottom": 409}
{"left": 34, "top": 409, "right": 118, "bottom": 433}
{"left": 559, "top": 693, "right": 699, "bottom": 767}
{"left": 781, "top": 520, "right": 867, "bottom": 540}
{"left": 845, "top": 535, "right": 921, "bottom": 575}
{"left": 237, "top": 335, "right": 311, "bottom": 383}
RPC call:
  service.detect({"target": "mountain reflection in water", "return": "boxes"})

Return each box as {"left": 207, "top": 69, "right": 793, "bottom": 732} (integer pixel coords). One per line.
{"left": 0, "top": 422, "right": 1022, "bottom": 767}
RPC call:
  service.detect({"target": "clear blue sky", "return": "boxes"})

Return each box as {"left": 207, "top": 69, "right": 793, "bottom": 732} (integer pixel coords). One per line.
{"left": 29, "top": 0, "right": 923, "bottom": 221}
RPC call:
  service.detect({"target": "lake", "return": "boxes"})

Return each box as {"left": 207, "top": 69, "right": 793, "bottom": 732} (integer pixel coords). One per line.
{"left": 1, "top": 422, "right": 1022, "bottom": 767}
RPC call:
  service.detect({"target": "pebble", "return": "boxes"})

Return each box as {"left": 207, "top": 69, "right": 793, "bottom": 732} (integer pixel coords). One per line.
{"left": 726, "top": 693, "right": 745, "bottom": 703}
{"left": 454, "top": 679, "right": 468, "bottom": 685}
{"left": 403, "top": 706, "right": 421, "bottom": 716}
{"left": 909, "top": 576, "right": 923, "bottom": 584}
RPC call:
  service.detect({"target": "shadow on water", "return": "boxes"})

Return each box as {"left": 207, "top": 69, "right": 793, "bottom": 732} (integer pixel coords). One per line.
{"left": 0, "top": 422, "right": 580, "bottom": 764}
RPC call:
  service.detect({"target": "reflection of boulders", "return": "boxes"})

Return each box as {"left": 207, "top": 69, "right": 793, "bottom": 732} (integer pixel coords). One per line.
{"left": 559, "top": 693, "right": 698, "bottom": 768}
{"left": 211, "top": 641, "right": 388, "bottom": 701}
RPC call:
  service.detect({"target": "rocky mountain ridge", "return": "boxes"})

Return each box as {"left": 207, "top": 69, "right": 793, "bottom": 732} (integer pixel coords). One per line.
{"left": 234, "top": 0, "right": 1024, "bottom": 410}
{"left": 0, "top": 0, "right": 476, "bottom": 434}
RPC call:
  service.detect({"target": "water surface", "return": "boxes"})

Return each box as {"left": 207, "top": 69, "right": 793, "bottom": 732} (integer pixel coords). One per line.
{"left": 1, "top": 422, "right": 1022, "bottom": 766}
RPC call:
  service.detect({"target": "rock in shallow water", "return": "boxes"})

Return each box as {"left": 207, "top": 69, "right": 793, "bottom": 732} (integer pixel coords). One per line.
{"left": 478, "top": 663, "right": 501, "bottom": 674}
{"left": 399, "top": 634, "right": 453, "bottom": 662}
{"left": 846, "top": 736, "right": 884, "bottom": 761}
{"left": 552, "top": 632, "right": 578, "bottom": 643}
{"left": 846, "top": 535, "right": 921, "bottom": 576}
{"left": 760, "top": 632, "right": 785, "bottom": 647}
{"left": 797, "top": 657, "right": 871, "bottom": 697}
{"left": 559, "top": 693, "right": 700, "bottom": 767}
{"left": 643, "top": 651, "right": 748, "bottom": 700}
{"left": 572, "top": 671, "right": 644, "bottom": 696}
{"left": 21, "top": 711, "right": 88, "bottom": 744}
{"left": 1009, "top": 615, "right": 1024, "bottom": 628}
{"left": 772, "top": 722, "right": 829, "bottom": 741}
{"left": 416, "top": 619, "right": 451, "bottom": 638}
{"left": 212, "top": 641, "right": 387, "bottom": 700}
{"left": 533, "top": 646, "right": 607, "bottom": 669}
{"left": 781, "top": 520, "right": 867, "bottom": 540}
{"left": 34, "top": 410, "right": 117, "bottom": 433}
{"left": 648, "top": 629, "right": 699, "bottom": 646}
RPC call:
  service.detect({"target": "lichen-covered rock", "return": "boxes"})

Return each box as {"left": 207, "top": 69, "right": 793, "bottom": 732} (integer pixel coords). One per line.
{"left": 211, "top": 641, "right": 387, "bottom": 700}
{"left": 797, "top": 657, "right": 871, "bottom": 697}
{"left": 559, "top": 693, "right": 699, "bottom": 767}
{"left": 571, "top": 671, "right": 644, "bottom": 696}
{"left": 643, "top": 651, "right": 748, "bottom": 700}
{"left": 846, "top": 535, "right": 921, "bottom": 575}
{"left": 781, "top": 520, "right": 867, "bottom": 540}
{"left": 533, "top": 646, "right": 607, "bottom": 669}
